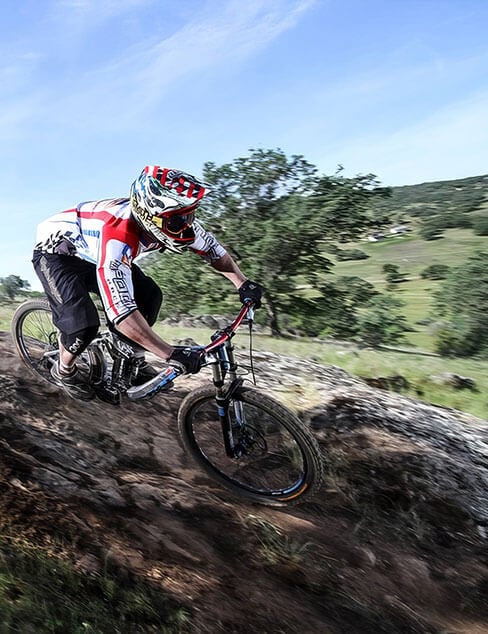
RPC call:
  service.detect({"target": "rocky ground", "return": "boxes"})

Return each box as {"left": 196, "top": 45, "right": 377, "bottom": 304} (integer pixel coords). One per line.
{"left": 0, "top": 330, "right": 487, "bottom": 633}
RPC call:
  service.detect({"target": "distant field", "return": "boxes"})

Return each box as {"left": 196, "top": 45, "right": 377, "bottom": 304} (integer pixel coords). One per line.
{"left": 331, "top": 228, "right": 488, "bottom": 352}
{"left": 334, "top": 228, "right": 488, "bottom": 276}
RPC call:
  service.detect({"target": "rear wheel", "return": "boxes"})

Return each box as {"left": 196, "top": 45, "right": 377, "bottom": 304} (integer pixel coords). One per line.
{"left": 11, "top": 299, "right": 102, "bottom": 385}
{"left": 178, "top": 385, "right": 324, "bottom": 506}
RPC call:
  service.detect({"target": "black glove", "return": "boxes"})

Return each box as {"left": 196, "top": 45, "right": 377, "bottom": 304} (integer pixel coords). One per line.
{"left": 169, "top": 346, "right": 203, "bottom": 374}
{"left": 238, "top": 280, "right": 263, "bottom": 308}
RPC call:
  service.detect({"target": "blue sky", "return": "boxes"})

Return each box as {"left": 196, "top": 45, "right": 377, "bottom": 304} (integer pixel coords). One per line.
{"left": 1, "top": 0, "right": 488, "bottom": 288}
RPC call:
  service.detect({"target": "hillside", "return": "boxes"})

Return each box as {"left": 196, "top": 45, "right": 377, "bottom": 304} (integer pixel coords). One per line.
{"left": 376, "top": 174, "right": 488, "bottom": 218}
{"left": 330, "top": 173, "right": 488, "bottom": 354}
{"left": 1, "top": 332, "right": 487, "bottom": 633}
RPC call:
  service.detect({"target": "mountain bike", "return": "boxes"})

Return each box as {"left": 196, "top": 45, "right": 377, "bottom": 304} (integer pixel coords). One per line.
{"left": 11, "top": 299, "right": 324, "bottom": 506}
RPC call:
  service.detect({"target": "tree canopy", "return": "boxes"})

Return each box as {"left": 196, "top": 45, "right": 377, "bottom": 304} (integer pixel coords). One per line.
{"left": 144, "top": 148, "right": 393, "bottom": 337}
{"left": 433, "top": 251, "right": 488, "bottom": 357}
{"left": 0, "top": 275, "right": 30, "bottom": 301}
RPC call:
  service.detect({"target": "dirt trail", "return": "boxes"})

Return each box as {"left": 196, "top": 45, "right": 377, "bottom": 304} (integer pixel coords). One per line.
{"left": 0, "top": 331, "right": 487, "bottom": 633}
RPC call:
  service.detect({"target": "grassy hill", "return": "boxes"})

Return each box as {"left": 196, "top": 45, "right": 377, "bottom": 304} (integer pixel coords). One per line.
{"left": 374, "top": 173, "right": 488, "bottom": 218}
{"left": 331, "top": 173, "right": 488, "bottom": 352}
{"left": 332, "top": 228, "right": 488, "bottom": 350}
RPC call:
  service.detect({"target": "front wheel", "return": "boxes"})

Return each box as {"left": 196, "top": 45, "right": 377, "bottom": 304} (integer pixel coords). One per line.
{"left": 178, "top": 385, "right": 324, "bottom": 506}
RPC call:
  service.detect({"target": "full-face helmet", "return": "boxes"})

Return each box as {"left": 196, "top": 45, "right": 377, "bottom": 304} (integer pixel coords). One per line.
{"left": 130, "top": 165, "right": 208, "bottom": 253}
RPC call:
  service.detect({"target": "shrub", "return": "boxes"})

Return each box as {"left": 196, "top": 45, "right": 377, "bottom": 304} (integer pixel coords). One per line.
{"left": 472, "top": 215, "right": 488, "bottom": 236}
{"left": 420, "top": 264, "right": 450, "bottom": 280}
{"left": 433, "top": 323, "right": 462, "bottom": 356}
{"left": 433, "top": 252, "right": 488, "bottom": 357}
{"left": 356, "top": 295, "right": 409, "bottom": 347}
{"left": 419, "top": 219, "right": 445, "bottom": 241}
{"left": 382, "top": 263, "right": 407, "bottom": 284}
{"left": 335, "top": 248, "right": 369, "bottom": 261}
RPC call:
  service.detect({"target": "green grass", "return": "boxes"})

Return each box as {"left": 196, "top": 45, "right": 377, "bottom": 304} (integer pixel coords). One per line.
{"left": 332, "top": 228, "right": 488, "bottom": 353}
{"left": 0, "top": 533, "right": 189, "bottom": 633}
{"left": 0, "top": 304, "right": 17, "bottom": 332}
{"left": 338, "top": 229, "right": 488, "bottom": 274}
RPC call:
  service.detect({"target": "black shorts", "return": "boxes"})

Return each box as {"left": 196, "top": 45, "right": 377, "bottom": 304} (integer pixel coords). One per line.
{"left": 32, "top": 251, "right": 162, "bottom": 337}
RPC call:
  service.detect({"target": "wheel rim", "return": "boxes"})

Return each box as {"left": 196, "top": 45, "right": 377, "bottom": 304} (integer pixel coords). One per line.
{"left": 187, "top": 397, "right": 310, "bottom": 499}
{"left": 15, "top": 306, "right": 98, "bottom": 385}
{"left": 16, "top": 307, "right": 59, "bottom": 382}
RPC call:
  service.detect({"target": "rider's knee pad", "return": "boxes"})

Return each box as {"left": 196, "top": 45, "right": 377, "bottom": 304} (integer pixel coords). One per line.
{"left": 61, "top": 325, "right": 98, "bottom": 356}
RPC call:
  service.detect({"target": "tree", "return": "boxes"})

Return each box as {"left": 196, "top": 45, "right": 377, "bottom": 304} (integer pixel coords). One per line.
{"left": 201, "top": 149, "right": 391, "bottom": 335}
{"left": 420, "top": 264, "right": 450, "bottom": 280}
{"left": 472, "top": 215, "right": 488, "bottom": 236}
{"left": 356, "top": 295, "right": 409, "bottom": 347}
{"left": 433, "top": 251, "right": 488, "bottom": 357}
{"left": 0, "top": 275, "right": 31, "bottom": 300}
{"left": 382, "top": 263, "right": 407, "bottom": 286}
{"left": 287, "top": 276, "right": 377, "bottom": 338}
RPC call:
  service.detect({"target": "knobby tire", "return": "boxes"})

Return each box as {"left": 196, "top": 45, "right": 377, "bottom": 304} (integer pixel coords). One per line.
{"left": 178, "top": 384, "right": 324, "bottom": 506}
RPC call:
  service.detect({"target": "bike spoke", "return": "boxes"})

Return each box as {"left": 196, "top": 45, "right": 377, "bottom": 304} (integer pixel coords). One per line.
{"left": 16, "top": 309, "right": 58, "bottom": 380}
{"left": 188, "top": 398, "right": 308, "bottom": 496}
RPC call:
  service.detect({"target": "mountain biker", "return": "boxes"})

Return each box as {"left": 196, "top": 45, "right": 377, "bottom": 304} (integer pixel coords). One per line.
{"left": 32, "top": 165, "right": 263, "bottom": 401}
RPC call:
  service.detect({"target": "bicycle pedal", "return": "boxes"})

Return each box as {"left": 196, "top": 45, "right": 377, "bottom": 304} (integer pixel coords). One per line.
{"left": 94, "top": 384, "right": 121, "bottom": 405}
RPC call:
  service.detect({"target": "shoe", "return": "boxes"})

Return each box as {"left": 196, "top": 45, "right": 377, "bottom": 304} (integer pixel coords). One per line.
{"left": 51, "top": 361, "right": 95, "bottom": 401}
{"left": 132, "top": 360, "right": 159, "bottom": 386}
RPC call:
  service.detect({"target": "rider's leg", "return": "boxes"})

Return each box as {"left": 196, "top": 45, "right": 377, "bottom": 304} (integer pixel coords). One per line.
{"left": 109, "top": 264, "right": 163, "bottom": 383}
{"left": 32, "top": 251, "right": 99, "bottom": 399}
{"left": 58, "top": 325, "right": 99, "bottom": 365}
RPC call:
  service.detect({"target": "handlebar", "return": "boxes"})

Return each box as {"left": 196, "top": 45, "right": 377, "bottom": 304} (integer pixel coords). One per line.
{"left": 204, "top": 303, "right": 254, "bottom": 353}
{"left": 126, "top": 303, "right": 255, "bottom": 401}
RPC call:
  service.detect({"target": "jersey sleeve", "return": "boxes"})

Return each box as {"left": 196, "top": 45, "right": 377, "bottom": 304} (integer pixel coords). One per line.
{"left": 189, "top": 220, "right": 227, "bottom": 262}
{"left": 96, "top": 233, "right": 138, "bottom": 324}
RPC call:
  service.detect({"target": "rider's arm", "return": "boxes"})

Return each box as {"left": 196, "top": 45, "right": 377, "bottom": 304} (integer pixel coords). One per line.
{"left": 95, "top": 221, "right": 176, "bottom": 360}
{"left": 209, "top": 252, "right": 247, "bottom": 289}
{"left": 115, "top": 310, "right": 174, "bottom": 360}
{"left": 189, "top": 221, "right": 247, "bottom": 289}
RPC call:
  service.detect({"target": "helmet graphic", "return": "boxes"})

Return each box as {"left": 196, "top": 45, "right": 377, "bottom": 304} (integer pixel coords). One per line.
{"left": 130, "top": 165, "right": 208, "bottom": 253}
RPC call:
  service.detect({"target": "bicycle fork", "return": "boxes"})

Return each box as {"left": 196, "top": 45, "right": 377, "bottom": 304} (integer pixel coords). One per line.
{"left": 214, "top": 379, "right": 246, "bottom": 458}
{"left": 210, "top": 343, "right": 248, "bottom": 458}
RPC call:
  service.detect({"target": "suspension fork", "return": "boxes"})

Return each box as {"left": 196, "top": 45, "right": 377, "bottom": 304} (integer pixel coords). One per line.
{"left": 211, "top": 343, "right": 244, "bottom": 457}
{"left": 214, "top": 378, "right": 244, "bottom": 457}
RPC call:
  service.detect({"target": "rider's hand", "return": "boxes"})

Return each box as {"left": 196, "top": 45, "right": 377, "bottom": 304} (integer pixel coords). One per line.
{"left": 238, "top": 280, "right": 263, "bottom": 308}
{"left": 169, "top": 346, "right": 203, "bottom": 374}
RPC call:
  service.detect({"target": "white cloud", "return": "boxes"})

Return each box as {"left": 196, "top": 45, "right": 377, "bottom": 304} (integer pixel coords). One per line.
{"left": 329, "top": 91, "right": 488, "bottom": 185}
{"left": 11, "top": 0, "right": 317, "bottom": 132}
{"left": 97, "top": 0, "right": 317, "bottom": 102}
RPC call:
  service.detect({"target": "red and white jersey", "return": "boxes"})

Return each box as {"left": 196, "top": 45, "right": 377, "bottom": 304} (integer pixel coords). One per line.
{"left": 34, "top": 198, "right": 226, "bottom": 323}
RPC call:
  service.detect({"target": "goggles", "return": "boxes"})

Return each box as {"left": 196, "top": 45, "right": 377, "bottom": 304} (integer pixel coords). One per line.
{"left": 153, "top": 208, "right": 195, "bottom": 236}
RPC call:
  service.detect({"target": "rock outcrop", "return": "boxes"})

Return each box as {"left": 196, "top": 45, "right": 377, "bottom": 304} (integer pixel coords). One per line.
{"left": 0, "top": 332, "right": 487, "bottom": 633}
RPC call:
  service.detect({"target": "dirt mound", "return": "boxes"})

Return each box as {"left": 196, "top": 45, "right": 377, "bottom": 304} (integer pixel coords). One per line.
{"left": 0, "top": 331, "right": 487, "bottom": 633}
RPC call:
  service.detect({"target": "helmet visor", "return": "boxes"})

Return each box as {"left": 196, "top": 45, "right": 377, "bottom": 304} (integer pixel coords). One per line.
{"left": 154, "top": 209, "right": 196, "bottom": 236}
